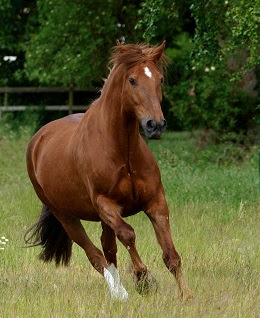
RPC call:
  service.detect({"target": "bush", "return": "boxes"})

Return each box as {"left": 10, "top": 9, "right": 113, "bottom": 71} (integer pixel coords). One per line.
{"left": 164, "top": 61, "right": 257, "bottom": 132}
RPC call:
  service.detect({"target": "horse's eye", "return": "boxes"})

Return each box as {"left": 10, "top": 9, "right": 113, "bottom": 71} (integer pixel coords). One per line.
{"left": 129, "top": 77, "right": 137, "bottom": 86}
{"left": 160, "top": 77, "right": 164, "bottom": 84}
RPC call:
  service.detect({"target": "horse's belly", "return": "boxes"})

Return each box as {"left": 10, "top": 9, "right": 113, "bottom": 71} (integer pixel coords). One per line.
{"left": 46, "top": 189, "right": 100, "bottom": 221}
{"left": 39, "top": 177, "right": 100, "bottom": 221}
{"left": 35, "top": 162, "right": 99, "bottom": 221}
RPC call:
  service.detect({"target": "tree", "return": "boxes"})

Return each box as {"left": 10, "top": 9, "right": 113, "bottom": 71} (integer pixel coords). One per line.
{"left": 137, "top": 0, "right": 259, "bottom": 132}
{"left": 25, "top": 0, "right": 142, "bottom": 88}
{"left": 1, "top": 0, "right": 258, "bottom": 132}
{"left": 0, "top": 0, "right": 37, "bottom": 86}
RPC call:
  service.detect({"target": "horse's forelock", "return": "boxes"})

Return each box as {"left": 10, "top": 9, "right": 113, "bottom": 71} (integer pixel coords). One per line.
{"left": 109, "top": 43, "right": 170, "bottom": 75}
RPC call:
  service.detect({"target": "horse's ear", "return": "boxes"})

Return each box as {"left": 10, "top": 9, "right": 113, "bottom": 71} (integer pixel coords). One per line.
{"left": 152, "top": 40, "right": 166, "bottom": 62}
{"left": 116, "top": 40, "right": 126, "bottom": 53}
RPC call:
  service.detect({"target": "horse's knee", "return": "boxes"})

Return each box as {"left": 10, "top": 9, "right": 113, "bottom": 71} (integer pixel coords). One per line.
{"left": 163, "top": 251, "right": 181, "bottom": 275}
{"left": 116, "top": 224, "right": 135, "bottom": 247}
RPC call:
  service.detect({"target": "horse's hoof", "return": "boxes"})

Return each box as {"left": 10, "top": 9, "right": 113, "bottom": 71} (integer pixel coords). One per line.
{"left": 134, "top": 271, "right": 158, "bottom": 296}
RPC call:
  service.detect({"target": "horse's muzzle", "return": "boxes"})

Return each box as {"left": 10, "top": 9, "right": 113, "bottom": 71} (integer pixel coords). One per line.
{"left": 141, "top": 118, "right": 167, "bottom": 139}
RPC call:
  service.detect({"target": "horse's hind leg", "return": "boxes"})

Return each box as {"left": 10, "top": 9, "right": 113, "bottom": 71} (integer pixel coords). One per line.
{"left": 101, "top": 221, "right": 117, "bottom": 267}
{"left": 53, "top": 212, "right": 128, "bottom": 300}
{"left": 54, "top": 213, "right": 107, "bottom": 273}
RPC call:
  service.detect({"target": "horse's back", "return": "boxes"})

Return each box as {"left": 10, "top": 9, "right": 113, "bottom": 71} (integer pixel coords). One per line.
{"left": 27, "top": 113, "right": 83, "bottom": 164}
{"left": 30, "top": 113, "right": 83, "bottom": 141}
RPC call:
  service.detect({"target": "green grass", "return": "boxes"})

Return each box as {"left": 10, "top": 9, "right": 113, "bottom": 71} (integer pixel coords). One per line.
{"left": 0, "top": 126, "right": 259, "bottom": 318}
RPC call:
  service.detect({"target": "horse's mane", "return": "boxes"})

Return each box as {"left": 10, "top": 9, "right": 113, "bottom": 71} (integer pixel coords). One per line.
{"left": 109, "top": 43, "right": 170, "bottom": 75}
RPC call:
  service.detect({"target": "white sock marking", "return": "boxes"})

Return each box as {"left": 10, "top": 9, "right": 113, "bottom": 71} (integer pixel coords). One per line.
{"left": 144, "top": 66, "right": 152, "bottom": 78}
{"left": 104, "top": 264, "right": 128, "bottom": 300}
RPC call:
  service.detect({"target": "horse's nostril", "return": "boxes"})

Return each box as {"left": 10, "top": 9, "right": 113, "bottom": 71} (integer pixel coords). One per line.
{"left": 160, "top": 119, "right": 167, "bottom": 130}
{"left": 146, "top": 120, "right": 157, "bottom": 131}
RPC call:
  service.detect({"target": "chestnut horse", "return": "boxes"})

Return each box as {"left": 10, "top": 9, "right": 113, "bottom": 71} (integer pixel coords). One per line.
{"left": 25, "top": 41, "right": 192, "bottom": 300}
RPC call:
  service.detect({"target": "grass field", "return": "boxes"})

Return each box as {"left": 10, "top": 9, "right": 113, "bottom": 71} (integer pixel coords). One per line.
{"left": 0, "top": 124, "right": 259, "bottom": 318}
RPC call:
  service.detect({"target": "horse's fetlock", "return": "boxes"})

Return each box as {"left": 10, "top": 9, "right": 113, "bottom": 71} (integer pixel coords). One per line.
{"left": 163, "top": 252, "right": 181, "bottom": 273}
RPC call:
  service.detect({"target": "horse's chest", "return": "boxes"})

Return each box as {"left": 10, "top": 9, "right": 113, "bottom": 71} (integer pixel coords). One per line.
{"left": 114, "top": 173, "right": 153, "bottom": 211}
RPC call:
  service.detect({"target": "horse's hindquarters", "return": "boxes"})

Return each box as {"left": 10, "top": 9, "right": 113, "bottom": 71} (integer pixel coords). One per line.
{"left": 26, "top": 116, "right": 99, "bottom": 221}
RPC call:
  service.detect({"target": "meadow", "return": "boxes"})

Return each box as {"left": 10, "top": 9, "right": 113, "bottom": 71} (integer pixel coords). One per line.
{"left": 0, "top": 123, "right": 259, "bottom": 318}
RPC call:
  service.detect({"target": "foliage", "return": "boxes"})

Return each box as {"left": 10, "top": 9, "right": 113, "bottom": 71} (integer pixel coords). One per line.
{"left": 25, "top": 0, "right": 117, "bottom": 87}
{"left": 0, "top": 0, "right": 258, "bottom": 132}
{"left": 226, "top": 1, "right": 259, "bottom": 72}
{"left": 0, "top": 0, "right": 142, "bottom": 87}
{"left": 135, "top": 0, "right": 167, "bottom": 42}
{"left": 136, "top": 0, "right": 193, "bottom": 44}
{"left": 137, "top": 0, "right": 259, "bottom": 132}
{"left": 0, "top": 0, "right": 38, "bottom": 85}
{"left": 165, "top": 61, "right": 256, "bottom": 131}
{"left": 190, "top": 0, "right": 259, "bottom": 78}
{"left": 25, "top": 0, "right": 143, "bottom": 87}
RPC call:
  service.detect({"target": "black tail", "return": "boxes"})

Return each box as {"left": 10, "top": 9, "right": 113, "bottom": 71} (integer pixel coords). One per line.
{"left": 24, "top": 204, "right": 73, "bottom": 266}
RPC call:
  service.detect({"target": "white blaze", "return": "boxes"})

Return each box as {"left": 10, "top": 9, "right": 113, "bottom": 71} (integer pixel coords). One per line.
{"left": 144, "top": 66, "right": 152, "bottom": 78}
{"left": 104, "top": 264, "right": 128, "bottom": 300}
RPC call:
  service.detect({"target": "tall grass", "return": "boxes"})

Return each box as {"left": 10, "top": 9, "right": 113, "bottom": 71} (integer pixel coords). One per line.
{"left": 0, "top": 125, "right": 259, "bottom": 318}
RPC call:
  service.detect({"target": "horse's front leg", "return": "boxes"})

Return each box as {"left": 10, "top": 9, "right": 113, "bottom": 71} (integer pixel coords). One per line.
{"left": 145, "top": 191, "right": 193, "bottom": 301}
{"left": 96, "top": 196, "right": 157, "bottom": 294}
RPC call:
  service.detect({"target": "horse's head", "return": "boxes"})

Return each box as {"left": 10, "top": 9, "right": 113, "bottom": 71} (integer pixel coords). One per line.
{"left": 113, "top": 41, "right": 169, "bottom": 140}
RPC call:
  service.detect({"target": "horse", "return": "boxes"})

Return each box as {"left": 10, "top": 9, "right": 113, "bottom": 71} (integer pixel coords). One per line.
{"left": 25, "top": 41, "right": 192, "bottom": 301}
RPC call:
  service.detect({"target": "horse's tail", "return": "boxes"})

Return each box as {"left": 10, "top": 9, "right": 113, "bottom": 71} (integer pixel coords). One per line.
{"left": 24, "top": 204, "right": 73, "bottom": 266}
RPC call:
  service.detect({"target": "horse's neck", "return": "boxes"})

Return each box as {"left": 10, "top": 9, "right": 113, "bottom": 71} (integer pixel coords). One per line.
{"left": 99, "top": 93, "right": 140, "bottom": 154}
{"left": 83, "top": 70, "right": 140, "bottom": 156}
